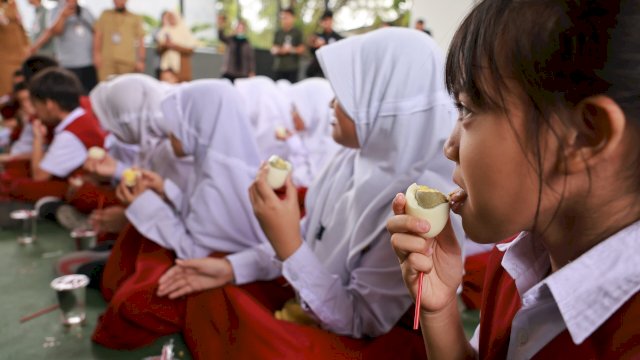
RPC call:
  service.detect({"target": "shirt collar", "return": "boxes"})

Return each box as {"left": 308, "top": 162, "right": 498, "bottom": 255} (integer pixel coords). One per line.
{"left": 55, "top": 107, "right": 85, "bottom": 134}
{"left": 500, "top": 220, "right": 640, "bottom": 345}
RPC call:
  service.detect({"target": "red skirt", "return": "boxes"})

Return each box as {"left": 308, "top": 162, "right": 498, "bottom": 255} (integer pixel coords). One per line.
{"left": 183, "top": 281, "right": 427, "bottom": 359}
{"left": 93, "top": 224, "right": 185, "bottom": 349}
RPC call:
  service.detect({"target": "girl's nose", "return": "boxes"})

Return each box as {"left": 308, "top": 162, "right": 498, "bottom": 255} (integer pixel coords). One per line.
{"left": 444, "top": 122, "right": 460, "bottom": 163}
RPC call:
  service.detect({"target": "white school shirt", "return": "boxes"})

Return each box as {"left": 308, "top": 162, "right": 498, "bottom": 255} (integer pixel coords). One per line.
{"left": 10, "top": 122, "right": 34, "bottom": 155}
{"left": 469, "top": 220, "right": 640, "bottom": 359}
{"left": 40, "top": 107, "right": 88, "bottom": 178}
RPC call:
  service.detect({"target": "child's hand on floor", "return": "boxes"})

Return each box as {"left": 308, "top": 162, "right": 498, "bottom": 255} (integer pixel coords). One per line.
{"left": 249, "top": 164, "right": 302, "bottom": 261}
{"left": 157, "top": 258, "right": 234, "bottom": 299}
{"left": 387, "top": 193, "right": 463, "bottom": 314}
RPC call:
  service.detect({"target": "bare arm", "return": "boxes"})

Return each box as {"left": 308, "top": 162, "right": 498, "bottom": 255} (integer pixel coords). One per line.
{"left": 30, "top": 28, "right": 53, "bottom": 54}
{"left": 93, "top": 29, "right": 103, "bottom": 68}
{"left": 31, "top": 121, "right": 51, "bottom": 182}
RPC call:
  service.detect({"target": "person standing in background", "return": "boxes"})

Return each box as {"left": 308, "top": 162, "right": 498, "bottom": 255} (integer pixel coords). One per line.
{"left": 217, "top": 15, "right": 255, "bottom": 83}
{"left": 305, "top": 10, "right": 342, "bottom": 78}
{"left": 30, "top": 0, "right": 97, "bottom": 93}
{"left": 156, "top": 10, "right": 196, "bottom": 82}
{"left": 93, "top": 0, "right": 145, "bottom": 81}
{"left": 0, "top": 0, "right": 29, "bottom": 96}
{"left": 27, "top": 0, "right": 54, "bottom": 57}
{"left": 271, "top": 8, "right": 304, "bottom": 83}
{"left": 414, "top": 19, "right": 432, "bottom": 36}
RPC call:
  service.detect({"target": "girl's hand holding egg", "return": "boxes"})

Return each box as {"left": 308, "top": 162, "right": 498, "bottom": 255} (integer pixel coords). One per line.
{"left": 387, "top": 186, "right": 463, "bottom": 319}
{"left": 266, "top": 155, "right": 292, "bottom": 189}
{"left": 249, "top": 162, "right": 301, "bottom": 261}
{"left": 116, "top": 168, "right": 145, "bottom": 205}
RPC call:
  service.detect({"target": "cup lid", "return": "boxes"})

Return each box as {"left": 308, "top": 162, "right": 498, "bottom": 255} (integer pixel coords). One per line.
{"left": 50, "top": 274, "right": 90, "bottom": 291}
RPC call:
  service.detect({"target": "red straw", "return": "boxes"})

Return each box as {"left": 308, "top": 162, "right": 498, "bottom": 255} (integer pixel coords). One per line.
{"left": 19, "top": 304, "right": 60, "bottom": 323}
{"left": 413, "top": 272, "right": 424, "bottom": 330}
{"left": 97, "top": 194, "right": 105, "bottom": 210}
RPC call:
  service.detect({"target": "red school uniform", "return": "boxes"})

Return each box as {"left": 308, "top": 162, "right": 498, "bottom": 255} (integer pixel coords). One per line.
{"left": 5, "top": 107, "right": 107, "bottom": 203}
{"left": 476, "top": 224, "right": 640, "bottom": 359}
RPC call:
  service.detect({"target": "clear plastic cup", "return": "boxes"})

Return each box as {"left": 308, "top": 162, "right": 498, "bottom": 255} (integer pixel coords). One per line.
{"left": 50, "top": 274, "right": 90, "bottom": 326}
{"left": 10, "top": 209, "right": 38, "bottom": 245}
{"left": 70, "top": 228, "right": 97, "bottom": 251}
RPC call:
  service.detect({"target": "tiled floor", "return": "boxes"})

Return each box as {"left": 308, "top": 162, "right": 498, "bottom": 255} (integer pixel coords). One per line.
{"left": 0, "top": 218, "right": 480, "bottom": 359}
{"left": 0, "top": 219, "right": 191, "bottom": 360}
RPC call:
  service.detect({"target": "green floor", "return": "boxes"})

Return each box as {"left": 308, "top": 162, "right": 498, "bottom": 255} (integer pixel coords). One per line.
{"left": 0, "top": 219, "right": 191, "bottom": 360}
{"left": 0, "top": 218, "right": 479, "bottom": 359}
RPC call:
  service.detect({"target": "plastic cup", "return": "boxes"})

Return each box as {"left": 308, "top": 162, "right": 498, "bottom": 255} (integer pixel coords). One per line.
{"left": 70, "top": 228, "right": 97, "bottom": 251}
{"left": 10, "top": 209, "right": 37, "bottom": 245}
{"left": 50, "top": 274, "right": 90, "bottom": 326}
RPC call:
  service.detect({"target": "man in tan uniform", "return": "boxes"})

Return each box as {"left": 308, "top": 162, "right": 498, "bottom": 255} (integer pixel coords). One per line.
{"left": 93, "top": 0, "right": 145, "bottom": 81}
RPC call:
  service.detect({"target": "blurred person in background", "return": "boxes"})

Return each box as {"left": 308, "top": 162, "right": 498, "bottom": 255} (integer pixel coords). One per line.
{"left": 93, "top": 0, "right": 145, "bottom": 81}
{"left": 271, "top": 8, "right": 304, "bottom": 83}
{"left": 31, "top": 0, "right": 97, "bottom": 93}
{"left": 305, "top": 10, "right": 342, "bottom": 78}
{"left": 156, "top": 10, "right": 196, "bottom": 82}
{"left": 217, "top": 15, "right": 255, "bottom": 83}
{"left": 0, "top": 0, "right": 29, "bottom": 96}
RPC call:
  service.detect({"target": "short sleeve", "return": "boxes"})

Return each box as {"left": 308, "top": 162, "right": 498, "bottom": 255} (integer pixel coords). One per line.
{"left": 39, "top": 131, "right": 88, "bottom": 178}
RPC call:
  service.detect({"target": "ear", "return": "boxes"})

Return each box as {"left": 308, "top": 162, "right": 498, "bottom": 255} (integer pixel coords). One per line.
{"left": 562, "top": 95, "right": 626, "bottom": 173}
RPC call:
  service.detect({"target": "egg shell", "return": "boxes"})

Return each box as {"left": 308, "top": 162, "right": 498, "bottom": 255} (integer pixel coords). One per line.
{"left": 122, "top": 168, "right": 141, "bottom": 187}
{"left": 404, "top": 183, "right": 450, "bottom": 238}
{"left": 266, "top": 157, "right": 292, "bottom": 189}
{"left": 88, "top": 147, "right": 106, "bottom": 160}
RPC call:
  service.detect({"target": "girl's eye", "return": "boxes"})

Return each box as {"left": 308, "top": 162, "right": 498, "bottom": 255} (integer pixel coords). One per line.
{"left": 454, "top": 101, "right": 473, "bottom": 120}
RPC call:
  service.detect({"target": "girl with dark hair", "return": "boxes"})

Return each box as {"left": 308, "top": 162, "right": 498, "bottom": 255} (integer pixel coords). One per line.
{"left": 389, "top": 0, "right": 640, "bottom": 358}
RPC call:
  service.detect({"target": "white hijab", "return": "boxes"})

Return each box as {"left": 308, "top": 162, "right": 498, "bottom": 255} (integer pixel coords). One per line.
{"left": 90, "top": 74, "right": 171, "bottom": 166}
{"left": 234, "top": 75, "right": 293, "bottom": 159}
{"left": 308, "top": 27, "right": 461, "bottom": 284}
{"left": 281, "top": 78, "right": 340, "bottom": 185}
{"left": 160, "top": 79, "right": 267, "bottom": 257}
{"left": 90, "top": 74, "right": 193, "bottom": 190}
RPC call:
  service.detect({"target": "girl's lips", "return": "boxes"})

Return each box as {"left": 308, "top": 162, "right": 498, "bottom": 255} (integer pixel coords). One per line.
{"left": 449, "top": 188, "right": 467, "bottom": 214}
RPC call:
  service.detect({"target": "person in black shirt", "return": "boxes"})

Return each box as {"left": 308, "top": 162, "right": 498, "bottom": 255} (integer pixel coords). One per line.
{"left": 305, "top": 10, "right": 343, "bottom": 78}
{"left": 271, "top": 8, "right": 304, "bottom": 83}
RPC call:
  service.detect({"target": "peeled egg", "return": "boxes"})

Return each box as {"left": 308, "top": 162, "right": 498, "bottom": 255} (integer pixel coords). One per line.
{"left": 122, "top": 168, "right": 141, "bottom": 187}
{"left": 88, "top": 147, "right": 106, "bottom": 161}
{"left": 266, "top": 155, "right": 292, "bottom": 189}
{"left": 275, "top": 126, "right": 288, "bottom": 138}
{"left": 404, "top": 183, "right": 450, "bottom": 238}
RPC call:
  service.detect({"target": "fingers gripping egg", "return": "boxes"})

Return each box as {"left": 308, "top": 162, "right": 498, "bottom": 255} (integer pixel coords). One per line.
{"left": 88, "top": 147, "right": 106, "bottom": 161}
{"left": 122, "top": 168, "right": 141, "bottom": 187}
{"left": 405, "top": 183, "right": 450, "bottom": 238}
{"left": 266, "top": 155, "right": 292, "bottom": 189}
